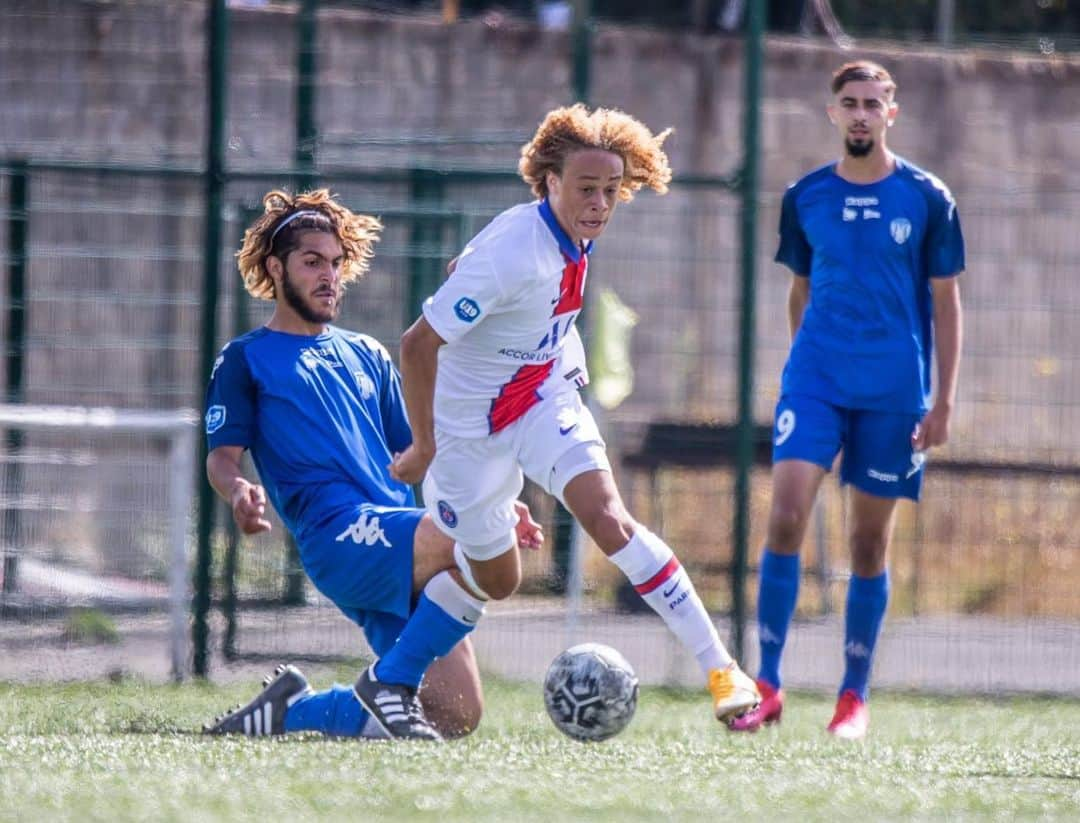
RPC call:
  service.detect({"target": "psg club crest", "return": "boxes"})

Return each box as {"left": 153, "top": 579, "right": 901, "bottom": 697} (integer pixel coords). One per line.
{"left": 890, "top": 217, "right": 912, "bottom": 245}
{"left": 437, "top": 500, "right": 458, "bottom": 528}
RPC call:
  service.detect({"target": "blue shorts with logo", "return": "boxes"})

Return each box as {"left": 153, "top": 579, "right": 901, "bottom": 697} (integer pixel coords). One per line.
{"left": 298, "top": 503, "right": 424, "bottom": 657}
{"left": 772, "top": 394, "right": 926, "bottom": 501}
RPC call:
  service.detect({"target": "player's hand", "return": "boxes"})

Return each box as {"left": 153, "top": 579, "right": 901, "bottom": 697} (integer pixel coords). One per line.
{"left": 389, "top": 443, "right": 434, "bottom": 485}
{"left": 513, "top": 500, "right": 544, "bottom": 550}
{"left": 230, "top": 478, "right": 272, "bottom": 535}
{"left": 912, "top": 402, "right": 952, "bottom": 451}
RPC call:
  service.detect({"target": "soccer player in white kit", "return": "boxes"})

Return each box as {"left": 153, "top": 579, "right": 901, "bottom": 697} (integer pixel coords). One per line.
{"left": 389, "top": 104, "right": 760, "bottom": 725}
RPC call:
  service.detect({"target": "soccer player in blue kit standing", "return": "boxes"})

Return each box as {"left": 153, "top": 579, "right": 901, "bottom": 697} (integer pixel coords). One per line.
{"left": 729, "top": 61, "right": 964, "bottom": 738}
{"left": 203, "top": 189, "right": 542, "bottom": 741}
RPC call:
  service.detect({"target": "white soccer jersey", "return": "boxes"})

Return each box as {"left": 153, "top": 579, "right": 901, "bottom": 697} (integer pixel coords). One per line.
{"left": 422, "top": 200, "right": 590, "bottom": 438}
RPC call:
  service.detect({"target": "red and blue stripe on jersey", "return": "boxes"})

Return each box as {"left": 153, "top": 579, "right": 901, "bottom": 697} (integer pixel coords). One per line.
{"left": 487, "top": 200, "right": 590, "bottom": 434}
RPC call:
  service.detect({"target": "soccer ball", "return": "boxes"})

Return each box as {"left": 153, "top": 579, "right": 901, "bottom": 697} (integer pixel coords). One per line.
{"left": 542, "top": 643, "right": 639, "bottom": 741}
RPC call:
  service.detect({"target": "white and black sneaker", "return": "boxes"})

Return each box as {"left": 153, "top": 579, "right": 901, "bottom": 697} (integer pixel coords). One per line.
{"left": 204, "top": 664, "right": 313, "bottom": 736}
{"left": 353, "top": 664, "right": 442, "bottom": 741}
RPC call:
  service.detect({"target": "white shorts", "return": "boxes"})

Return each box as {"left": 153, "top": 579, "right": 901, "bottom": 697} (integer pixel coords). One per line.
{"left": 422, "top": 390, "right": 610, "bottom": 559}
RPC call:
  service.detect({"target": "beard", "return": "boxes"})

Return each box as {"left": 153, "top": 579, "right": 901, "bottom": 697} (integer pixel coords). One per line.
{"left": 281, "top": 269, "right": 338, "bottom": 325}
{"left": 845, "top": 136, "right": 874, "bottom": 158}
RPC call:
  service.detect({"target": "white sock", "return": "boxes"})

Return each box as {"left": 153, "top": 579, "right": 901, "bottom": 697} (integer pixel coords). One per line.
{"left": 424, "top": 569, "right": 487, "bottom": 626}
{"left": 608, "top": 526, "right": 733, "bottom": 676}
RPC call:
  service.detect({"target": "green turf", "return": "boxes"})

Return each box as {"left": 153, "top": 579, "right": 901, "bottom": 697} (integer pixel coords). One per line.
{"left": 0, "top": 673, "right": 1077, "bottom": 822}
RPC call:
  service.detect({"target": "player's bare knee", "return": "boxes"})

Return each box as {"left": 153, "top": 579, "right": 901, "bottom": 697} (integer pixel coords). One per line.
{"left": 767, "top": 504, "right": 808, "bottom": 551}
{"left": 435, "top": 703, "right": 483, "bottom": 739}
{"left": 473, "top": 565, "right": 520, "bottom": 600}
{"left": 454, "top": 704, "right": 484, "bottom": 738}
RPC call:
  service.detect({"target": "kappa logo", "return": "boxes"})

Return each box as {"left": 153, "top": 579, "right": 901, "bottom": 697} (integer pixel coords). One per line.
{"left": 300, "top": 346, "right": 343, "bottom": 370}
{"left": 335, "top": 512, "right": 391, "bottom": 547}
{"left": 454, "top": 297, "right": 481, "bottom": 323}
{"left": 354, "top": 370, "right": 376, "bottom": 400}
{"left": 845, "top": 640, "right": 871, "bottom": 659}
{"left": 759, "top": 625, "right": 782, "bottom": 646}
{"left": 842, "top": 207, "right": 858, "bottom": 222}
{"left": 210, "top": 349, "right": 226, "bottom": 381}
{"left": 890, "top": 217, "right": 912, "bottom": 244}
{"left": 205, "top": 405, "right": 227, "bottom": 434}
{"left": 867, "top": 467, "right": 899, "bottom": 483}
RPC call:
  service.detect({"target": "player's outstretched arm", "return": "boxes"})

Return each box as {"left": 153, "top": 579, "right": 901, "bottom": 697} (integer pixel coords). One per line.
{"left": 207, "top": 445, "right": 273, "bottom": 535}
{"left": 392, "top": 316, "right": 446, "bottom": 484}
{"left": 914, "top": 275, "right": 963, "bottom": 451}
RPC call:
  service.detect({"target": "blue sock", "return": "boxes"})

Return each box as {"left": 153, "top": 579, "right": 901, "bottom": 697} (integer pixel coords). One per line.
{"left": 284, "top": 684, "right": 370, "bottom": 736}
{"left": 840, "top": 571, "right": 890, "bottom": 701}
{"left": 757, "top": 549, "right": 800, "bottom": 689}
{"left": 374, "top": 591, "right": 476, "bottom": 689}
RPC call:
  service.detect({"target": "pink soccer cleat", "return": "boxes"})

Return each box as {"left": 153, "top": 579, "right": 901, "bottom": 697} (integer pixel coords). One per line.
{"left": 826, "top": 689, "right": 869, "bottom": 740}
{"left": 727, "top": 679, "right": 784, "bottom": 732}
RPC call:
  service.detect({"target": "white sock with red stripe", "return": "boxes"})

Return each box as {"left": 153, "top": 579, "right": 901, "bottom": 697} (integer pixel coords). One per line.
{"left": 608, "top": 526, "right": 733, "bottom": 676}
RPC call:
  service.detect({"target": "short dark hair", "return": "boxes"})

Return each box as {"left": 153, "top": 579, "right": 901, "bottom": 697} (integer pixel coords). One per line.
{"left": 831, "top": 61, "right": 896, "bottom": 99}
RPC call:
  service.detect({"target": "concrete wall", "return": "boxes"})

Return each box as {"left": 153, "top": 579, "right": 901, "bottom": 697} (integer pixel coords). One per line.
{"left": 0, "top": 1, "right": 1076, "bottom": 465}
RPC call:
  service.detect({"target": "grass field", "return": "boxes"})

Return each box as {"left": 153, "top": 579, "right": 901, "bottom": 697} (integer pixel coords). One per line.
{"left": 1, "top": 671, "right": 1078, "bottom": 822}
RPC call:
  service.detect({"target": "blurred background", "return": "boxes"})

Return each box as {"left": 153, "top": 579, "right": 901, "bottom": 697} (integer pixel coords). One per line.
{"left": 0, "top": 0, "right": 1076, "bottom": 695}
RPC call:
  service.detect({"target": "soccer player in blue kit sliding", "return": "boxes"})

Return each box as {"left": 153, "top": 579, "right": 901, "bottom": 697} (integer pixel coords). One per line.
{"left": 730, "top": 61, "right": 965, "bottom": 738}
{"left": 203, "top": 189, "right": 543, "bottom": 741}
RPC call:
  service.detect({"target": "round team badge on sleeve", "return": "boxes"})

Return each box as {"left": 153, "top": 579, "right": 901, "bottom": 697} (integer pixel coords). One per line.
{"left": 453, "top": 297, "right": 481, "bottom": 323}
{"left": 205, "top": 405, "right": 227, "bottom": 434}
{"left": 437, "top": 500, "right": 458, "bottom": 528}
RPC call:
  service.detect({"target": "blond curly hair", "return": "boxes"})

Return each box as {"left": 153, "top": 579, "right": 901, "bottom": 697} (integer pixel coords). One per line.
{"left": 519, "top": 104, "right": 673, "bottom": 202}
{"left": 236, "top": 189, "right": 383, "bottom": 301}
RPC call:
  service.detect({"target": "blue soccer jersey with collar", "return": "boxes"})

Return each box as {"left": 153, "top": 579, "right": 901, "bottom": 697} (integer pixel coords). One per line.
{"left": 204, "top": 326, "right": 415, "bottom": 542}
{"left": 775, "top": 156, "right": 965, "bottom": 413}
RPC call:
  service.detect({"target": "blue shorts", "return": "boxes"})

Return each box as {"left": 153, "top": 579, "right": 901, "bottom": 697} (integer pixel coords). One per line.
{"left": 772, "top": 394, "right": 925, "bottom": 501}
{"left": 298, "top": 503, "right": 424, "bottom": 657}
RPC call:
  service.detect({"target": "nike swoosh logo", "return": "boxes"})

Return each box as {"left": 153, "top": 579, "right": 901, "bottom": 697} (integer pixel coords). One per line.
{"left": 461, "top": 615, "right": 477, "bottom": 625}
{"left": 662, "top": 579, "right": 681, "bottom": 598}
{"left": 559, "top": 424, "right": 577, "bottom": 436}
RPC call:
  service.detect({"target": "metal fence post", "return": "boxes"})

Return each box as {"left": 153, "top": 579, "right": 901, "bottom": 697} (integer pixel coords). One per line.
{"left": 2, "top": 160, "right": 27, "bottom": 596}
{"left": 732, "top": 0, "right": 763, "bottom": 662}
{"left": 193, "top": 0, "right": 230, "bottom": 678}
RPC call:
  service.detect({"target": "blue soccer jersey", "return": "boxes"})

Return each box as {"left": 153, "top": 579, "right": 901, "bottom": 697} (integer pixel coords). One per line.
{"left": 204, "top": 326, "right": 416, "bottom": 542}
{"left": 775, "top": 157, "right": 965, "bottom": 413}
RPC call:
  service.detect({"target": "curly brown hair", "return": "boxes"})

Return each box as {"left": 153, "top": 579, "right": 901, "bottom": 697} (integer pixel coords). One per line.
{"left": 236, "top": 189, "right": 383, "bottom": 301}
{"left": 518, "top": 104, "right": 673, "bottom": 202}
